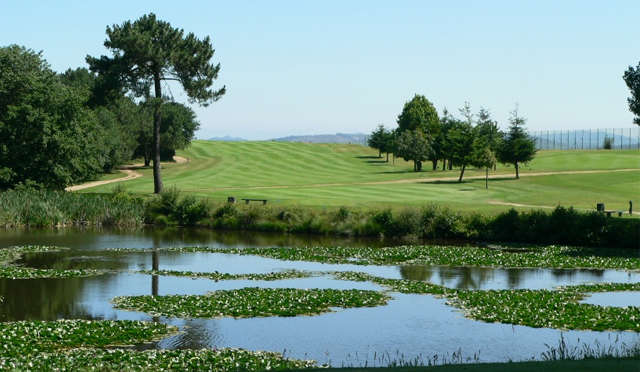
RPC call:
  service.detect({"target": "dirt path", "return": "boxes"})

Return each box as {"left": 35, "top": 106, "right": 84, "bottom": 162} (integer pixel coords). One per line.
{"left": 65, "top": 156, "right": 189, "bottom": 192}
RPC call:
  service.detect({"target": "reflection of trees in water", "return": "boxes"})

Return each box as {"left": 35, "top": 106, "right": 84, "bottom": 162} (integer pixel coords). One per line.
{"left": 399, "top": 265, "right": 496, "bottom": 289}
{"left": 505, "top": 268, "right": 525, "bottom": 289}
{"left": 17, "top": 250, "right": 129, "bottom": 271}
{"left": 425, "top": 267, "right": 497, "bottom": 290}
{"left": 551, "top": 269, "right": 604, "bottom": 279}
{"left": 0, "top": 277, "right": 101, "bottom": 321}
{"left": 449, "top": 267, "right": 495, "bottom": 290}
{"left": 399, "top": 265, "right": 434, "bottom": 281}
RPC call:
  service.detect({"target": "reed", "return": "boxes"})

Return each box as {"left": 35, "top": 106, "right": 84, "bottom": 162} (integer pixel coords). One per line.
{"left": 0, "top": 189, "right": 145, "bottom": 227}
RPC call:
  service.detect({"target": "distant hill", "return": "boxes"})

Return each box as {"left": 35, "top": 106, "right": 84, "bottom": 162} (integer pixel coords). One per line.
{"left": 207, "top": 135, "right": 247, "bottom": 142}
{"left": 272, "top": 133, "right": 367, "bottom": 145}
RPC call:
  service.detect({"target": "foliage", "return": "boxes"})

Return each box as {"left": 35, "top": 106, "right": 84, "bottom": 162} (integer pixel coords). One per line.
{"left": 0, "top": 320, "right": 315, "bottom": 371}
{"left": 623, "top": 61, "right": 640, "bottom": 126}
{"left": 0, "top": 45, "right": 104, "bottom": 190}
{"left": 0, "top": 190, "right": 145, "bottom": 227}
{"left": 447, "top": 282, "right": 640, "bottom": 331}
{"left": 490, "top": 206, "right": 639, "bottom": 248}
{"left": 112, "top": 287, "right": 391, "bottom": 318}
{"left": 159, "top": 244, "right": 640, "bottom": 270}
{"left": 396, "top": 94, "right": 440, "bottom": 135}
{"left": 0, "top": 319, "right": 177, "bottom": 355}
{"left": 443, "top": 118, "right": 476, "bottom": 182}
{"left": 138, "top": 269, "right": 314, "bottom": 281}
{"left": 603, "top": 135, "right": 614, "bottom": 149}
{"left": 134, "top": 100, "right": 201, "bottom": 165}
{"left": 497, "top": 106, "right": 537, "bottom": 178}
{"left": 88, "top": 13, "right": 225, "bottom": 193}
{"left": 368, "top": 124, "right": 393, "bottom": 159}
{"left": 393, "top": 129, "right": 434, "bottom": 171}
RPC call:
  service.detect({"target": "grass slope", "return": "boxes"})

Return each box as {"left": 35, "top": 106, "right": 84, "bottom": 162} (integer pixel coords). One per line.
{"left": 81, "top": 141, "right": 640, "bottom": 214}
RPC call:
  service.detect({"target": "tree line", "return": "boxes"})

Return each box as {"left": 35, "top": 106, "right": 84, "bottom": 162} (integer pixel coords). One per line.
{"left": 368, "top": 94, "right": 537, "bottom": 185}
{"left": 0, "top": 13, "right": 224, "bottom": 192}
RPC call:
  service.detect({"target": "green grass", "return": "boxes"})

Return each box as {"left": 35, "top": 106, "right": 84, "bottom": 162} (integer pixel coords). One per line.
{"left": 77, "top": 142, "right": 640, "bottom": 215}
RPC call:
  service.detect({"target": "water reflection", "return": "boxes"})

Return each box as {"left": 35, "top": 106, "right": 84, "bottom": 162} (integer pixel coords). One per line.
{"left": 0, "top": 277, "right": 99, "bottom": 321}
{"left": 0, "top": 226, "right": 421, "bottom": 250}
{"left": 400, "top": 265, "right": 615, "bottom": 290}
{"left": 0, "top": 228, "right": 638, "bottom": 365}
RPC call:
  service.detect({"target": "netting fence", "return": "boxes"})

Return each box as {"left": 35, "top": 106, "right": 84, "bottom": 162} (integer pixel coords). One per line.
{"left": 528, "top": 127, "right": 639, "bottom": 150}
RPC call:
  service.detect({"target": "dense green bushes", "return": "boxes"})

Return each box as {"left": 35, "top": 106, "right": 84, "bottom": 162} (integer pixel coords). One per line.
{"left": 1, "top": 188, "right": 637, "bottom": 248}
{"left": 141, "top": 188, "right": 637, "bottom": 248}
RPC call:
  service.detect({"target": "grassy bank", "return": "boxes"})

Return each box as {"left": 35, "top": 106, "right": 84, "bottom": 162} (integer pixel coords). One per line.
{"left": 1, "top": 187, "right": 638, "bottom": 248}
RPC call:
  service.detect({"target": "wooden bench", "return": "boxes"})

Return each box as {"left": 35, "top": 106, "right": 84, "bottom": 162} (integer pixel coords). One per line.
{"left": 241, "top": 198, "right": 268, "bottom": 205}
{"left": 603, "top": 210, "right": 625, "bottom": 217}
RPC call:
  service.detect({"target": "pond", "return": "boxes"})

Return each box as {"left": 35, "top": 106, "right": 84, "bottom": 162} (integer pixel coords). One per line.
{"left": 0, "top": 227, "right": 638, "bottom": 366}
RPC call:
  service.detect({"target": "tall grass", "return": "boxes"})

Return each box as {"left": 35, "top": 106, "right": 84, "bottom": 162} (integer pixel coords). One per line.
{"left": 541, "top": 333, "right": 640, "bottom": 361}
{"left": 0, "top": 189, "right": 145, "bottom": 227}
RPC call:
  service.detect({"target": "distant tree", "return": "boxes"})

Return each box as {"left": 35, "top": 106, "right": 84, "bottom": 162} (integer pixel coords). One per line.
{"left": 497, "top": 105, "right": 537, "bottom": 179}
{"left": 623, "top": 62, "right": 640, "bottom": 126}
{"left": 438, "top": 108, "right": 457, "bottom": 171}
{"left": 0, "top": 45, "right": 103, "bottom": 190}
{"left": 444, "top": 119, "right": 476, "bottom": 182}
{"left": 393, "top": 129, "right": 434, "bottom": 171}
{"left": 475, "top": 108, "right": 502, "bottom": 153}
{"left": 368, "top": 124, "right": 392, "bottom": 159}
{"left": 134, "top": 100, "right": 200, "bottom": 165}
{"left": 396, "top": 94, "right": 440, "bottom": 169}
{"left": 397, "top": 94, "right": 440, "bottom": 133}
{"left": 472, "top": 138, "right": 497, "bottom": 189}
{"left": 602, "top": 135, "right": 614, "bottom": 150}
{"left": 87, "top": 13, "right": 225, "bottom": 193}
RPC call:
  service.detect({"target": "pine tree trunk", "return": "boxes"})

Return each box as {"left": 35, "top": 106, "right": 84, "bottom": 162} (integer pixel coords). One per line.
{"left": 432, "top": 159, "right": 437, "bottom": 170}
{"left": 153, "top": 72, "right": 163, "bottom": 194}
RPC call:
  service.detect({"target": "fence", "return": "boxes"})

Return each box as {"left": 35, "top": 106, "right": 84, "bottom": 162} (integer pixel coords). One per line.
{"left": 528, "top": 127, "right": 640, "bottom": 150}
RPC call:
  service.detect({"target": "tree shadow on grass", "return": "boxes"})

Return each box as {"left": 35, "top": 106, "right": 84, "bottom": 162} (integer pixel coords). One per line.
{"left": 417, "top": 180, "right": 471, "bottom": 185}
{"left": 375, "top": 170, "right": 419, "bottom": 174}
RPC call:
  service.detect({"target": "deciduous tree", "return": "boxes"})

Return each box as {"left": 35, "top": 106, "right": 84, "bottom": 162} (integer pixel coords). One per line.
{"left": 623, "top": 62, "right": 640, "bottom": 126}
{"left": 88, "top": 13, "right": 225, "bottom": 193}
{"left": 396, "top": 94, "right": 440, "bottom": 169}
{"left": 0, "top": 46, "right": 102, "bottom": 190}
{"left": 393, "top": 129, "right": 433, "bottom": 171}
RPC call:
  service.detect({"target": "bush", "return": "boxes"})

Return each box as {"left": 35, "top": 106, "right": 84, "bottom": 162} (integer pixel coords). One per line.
{"left": 490, "top": 208, "right": 520, "bottom": 241}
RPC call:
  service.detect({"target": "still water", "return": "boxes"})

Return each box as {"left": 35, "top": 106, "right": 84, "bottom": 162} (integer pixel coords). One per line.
{"left": 0, "top": 227, "right": 638, "bottom": 365}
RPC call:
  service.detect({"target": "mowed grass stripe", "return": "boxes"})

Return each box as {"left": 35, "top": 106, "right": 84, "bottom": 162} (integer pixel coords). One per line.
{"left": 80, "top": 141, "right": 639, "bottom": 215}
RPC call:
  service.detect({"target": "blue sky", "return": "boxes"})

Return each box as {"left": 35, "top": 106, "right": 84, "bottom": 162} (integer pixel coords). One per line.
{"left": 3, "top": 0, "right": 638, "bottom": 140}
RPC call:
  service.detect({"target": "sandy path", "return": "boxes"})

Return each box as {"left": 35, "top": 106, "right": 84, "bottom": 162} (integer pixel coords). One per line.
{"left": 65, "top": 156, "right": 189, "bottom": 192}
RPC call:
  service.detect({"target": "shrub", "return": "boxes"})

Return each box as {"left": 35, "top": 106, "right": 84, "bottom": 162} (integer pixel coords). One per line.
{"left": 490, "top": 208, "right": 520, "bottom": 241}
